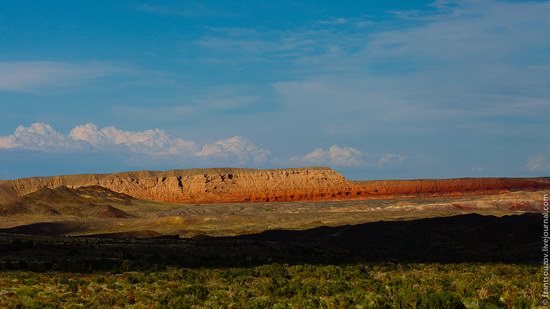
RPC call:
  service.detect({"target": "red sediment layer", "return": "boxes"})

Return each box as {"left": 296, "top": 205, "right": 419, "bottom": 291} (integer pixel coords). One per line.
{"left": 0, "top": 167, "right": 548, "bottom": 204}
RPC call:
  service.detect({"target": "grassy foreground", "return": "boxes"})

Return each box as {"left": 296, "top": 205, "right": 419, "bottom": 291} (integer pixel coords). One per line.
{"left": 0, "top": 263, "right": 542, "bottom": 308}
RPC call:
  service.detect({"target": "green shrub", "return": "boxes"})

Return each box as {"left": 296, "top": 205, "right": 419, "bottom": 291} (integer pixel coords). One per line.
{"left": 158, "top": 284, "right": 210, "bottom": 308}
{"left": 419, "top": 291, "right": 466, "bottom": 309}
{"left": 0, "top": 263, "right": 541, "bottom": 308}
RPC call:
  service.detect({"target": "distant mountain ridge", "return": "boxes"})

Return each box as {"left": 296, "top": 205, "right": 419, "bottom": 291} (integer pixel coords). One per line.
{"left": 0, "top": 167, "right": 549, "bottom": 205}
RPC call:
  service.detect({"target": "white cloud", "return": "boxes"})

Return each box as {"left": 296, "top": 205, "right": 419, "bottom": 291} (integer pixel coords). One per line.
{"left": 0, "top": 61, "right": 123, "bottom": 92}
{"left": 0, "top": 123, "right": 85, "bottom": 151}
{"left": 367, "top": 1, "right": 550, "bottom": 63}
{"left": 270, "top": 0, "right": 550, "bottom": 118}
{"left": 197, "top": 136, "right": 270, "bottom": 163}
{"left": 526, "top": 153, "right": 550, "bottom": 172}
{"left": 297, "top": 145, "right": 365, "bottom": 167}
{"left": 326, "top": 145, "right": 364, "bottom": 167}
{"left": 0, "top": 123, "right": 270, "bottom": 164}
{"left": 0, "top": 124, "right": 404, "bottom": 169}
{"left": 262, "top": 0, "right": 550, "bottom": 180}
{"left": 69, "top": 123, "right": 190, "bottom": 156}
{"left": 293, "top": 145, "right": 407, "bottom": 168}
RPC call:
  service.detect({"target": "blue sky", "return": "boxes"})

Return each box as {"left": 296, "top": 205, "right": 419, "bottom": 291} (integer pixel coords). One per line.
{"left": 1, "top": 0, "right": 549, "bottom": 180}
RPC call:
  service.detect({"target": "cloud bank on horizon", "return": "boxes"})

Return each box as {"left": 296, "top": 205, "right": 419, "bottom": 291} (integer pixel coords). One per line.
{"left": 0, "top": 123, "right": 269, "bottom": 163}
{"left": 0, "top": 0, "right": 549, "bottom": 179}
{"left": 0, "top": 123, "right": 403, "bottom": 171}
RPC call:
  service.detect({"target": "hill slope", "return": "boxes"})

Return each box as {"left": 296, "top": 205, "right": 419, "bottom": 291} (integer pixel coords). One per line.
{"left": 0, "top": 186, "right": 133, "bottom": 218}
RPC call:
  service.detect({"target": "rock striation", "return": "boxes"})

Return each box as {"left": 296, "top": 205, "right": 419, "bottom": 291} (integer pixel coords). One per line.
{"left": 0, "top": 167, "right": 549, "bottom": 205}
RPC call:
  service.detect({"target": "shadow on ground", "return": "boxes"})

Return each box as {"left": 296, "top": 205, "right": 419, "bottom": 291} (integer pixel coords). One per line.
{"left": 0, "top": 213, "right": 541, "bottom": 271}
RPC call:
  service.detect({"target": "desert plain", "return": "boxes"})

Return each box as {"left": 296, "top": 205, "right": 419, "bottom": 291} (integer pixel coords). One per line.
{"left": 0, "top": 167, "right": 548, "bottom": 308}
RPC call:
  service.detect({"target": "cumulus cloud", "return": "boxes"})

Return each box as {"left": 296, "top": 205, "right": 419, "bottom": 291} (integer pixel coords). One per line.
{"left": 303, "top": 145, "right": 365, "bottom": 167}
{"left": 68, "top": 123, "right": 188, "bottom": 156}
{"left": 0, "top": 124, "right": 406, "bottom": 170}
{"left": 293, "top": 145, "right": 406, "bottom": 168}
{"left": 0, "top": 123, "right": 86, "bottom": 151}
{"left": 0, "top": 123, "right": 270, "bottom": 164}
{"left": 196, "top": 136, "right": 270, "bottom": 163}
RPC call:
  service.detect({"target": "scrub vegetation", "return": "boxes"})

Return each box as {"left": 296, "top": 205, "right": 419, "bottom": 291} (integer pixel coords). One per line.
{"left": 0, "top": 263, "right": 540, "bottom": 308}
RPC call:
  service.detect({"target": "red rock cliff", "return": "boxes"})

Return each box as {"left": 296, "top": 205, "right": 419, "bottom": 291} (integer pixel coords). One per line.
{"left": 0, "top": 167, "right": 548, "bottom": 204}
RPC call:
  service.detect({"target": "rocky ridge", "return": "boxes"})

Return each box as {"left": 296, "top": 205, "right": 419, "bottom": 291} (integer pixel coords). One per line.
{"left": 0, "top": 167, "right": 548, "bottom": 205}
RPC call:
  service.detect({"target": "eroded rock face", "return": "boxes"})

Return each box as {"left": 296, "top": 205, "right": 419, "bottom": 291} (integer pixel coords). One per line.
{"left": 0, "top": 167, "right": 549, "bottom": 204}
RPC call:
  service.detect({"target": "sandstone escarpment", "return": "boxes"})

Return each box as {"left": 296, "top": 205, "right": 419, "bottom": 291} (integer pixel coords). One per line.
{"left": 0, "top": 167, "right": 548, "bottom": 205}
{"left": 0, "top": 168, "right": 347, "bottom": 204}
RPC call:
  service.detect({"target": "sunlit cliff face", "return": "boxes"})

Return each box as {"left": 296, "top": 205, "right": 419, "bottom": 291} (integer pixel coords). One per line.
{"left": 1, "top": 167, "right": 549, "bottom": 205}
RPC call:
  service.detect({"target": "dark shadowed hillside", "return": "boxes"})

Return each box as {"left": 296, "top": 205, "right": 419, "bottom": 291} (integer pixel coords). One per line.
{"left": 230, "top": 213, "right": 539, "bottom": 263}
{"left": 0, "top": 213, "right": 541, "bottom": 271}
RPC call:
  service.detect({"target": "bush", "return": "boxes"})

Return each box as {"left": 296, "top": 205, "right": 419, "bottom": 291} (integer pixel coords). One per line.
{"left": 0, "top": 263, "right": 541, "bottom": 308}
{"left": 158, "top": 284, "right": 210, "bottom": 308}
{"left": 419, "top": 291, "right": 466, "bottom": 309}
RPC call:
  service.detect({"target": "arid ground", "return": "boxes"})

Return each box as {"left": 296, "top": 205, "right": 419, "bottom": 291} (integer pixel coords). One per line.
{"left": 0, "top": 167, "right": 547, "bottom": 238}
{"left": 0, "top": 167, "right": 547, "bottom": 307}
